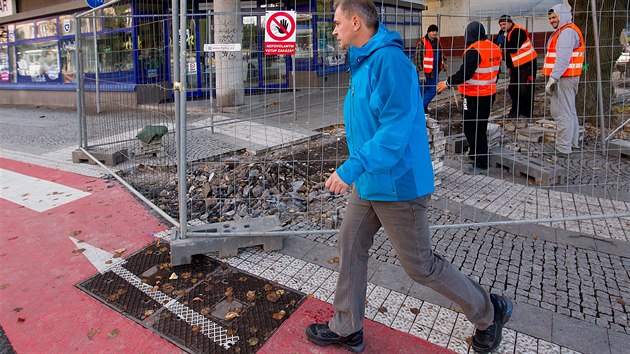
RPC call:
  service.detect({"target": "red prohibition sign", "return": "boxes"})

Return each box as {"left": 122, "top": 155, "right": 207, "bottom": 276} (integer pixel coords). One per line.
{"left": 266, "top": 12, "right": 296, "bottom": 41}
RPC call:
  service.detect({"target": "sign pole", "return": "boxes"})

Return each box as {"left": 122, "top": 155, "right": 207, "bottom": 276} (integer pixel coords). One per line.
{"left": 93, "top": 14, "right": 101, "bottom": 113}
{"left": 292, "top": 55, "right": 297, "bottom": 120}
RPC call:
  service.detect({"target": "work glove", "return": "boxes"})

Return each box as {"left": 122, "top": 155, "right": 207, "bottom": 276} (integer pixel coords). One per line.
{"left": 437, "top": 80, "right": 449, "bottom": 93}
{"left": 545, "top": 77, "right": 557, "bottom": 95}
{"left": 418, "top": 72, "right": 426, "bottom": 83}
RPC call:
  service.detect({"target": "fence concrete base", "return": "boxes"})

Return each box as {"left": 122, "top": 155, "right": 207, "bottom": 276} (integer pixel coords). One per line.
{"left": 72, "top": 148, "right": 128, "bottom": 166}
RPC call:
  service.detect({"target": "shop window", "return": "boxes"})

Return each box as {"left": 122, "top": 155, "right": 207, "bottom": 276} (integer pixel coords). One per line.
{"left": 296, "top": 14, "right": 313, "bottom": 59}
{"left": 79, "top": 15, "right": 104, "bottom": 34}
{"left": 317, "top": 22, "right": 345, "bottom": 67}
{"left": 82, "top": 32, "right": 133, "bottom": 82}
{"left": 102, "top": 4, "right": 132, "bottom": 30}
{"left": 59, "top": 15, "right": 76, "bottom": 36}
{"left": 15, "top": 22, "right": 35, "bottom": 41}
{"left": 36, "top": 19, "right": 58, "bottom": 38}
{"left": 316, "top": 0, "right": 333, "bottom": 15}
{"left": 16, "top": 40, "right": 60, "bottom": 83}
{"left": 0, "top": 25, "right": 7, "bottom": 44}
{"left": 0, "top": 46, "right": 9, "bottom": 84}
{"left": 60, "top": 38, "right": 76, "bottom": 83}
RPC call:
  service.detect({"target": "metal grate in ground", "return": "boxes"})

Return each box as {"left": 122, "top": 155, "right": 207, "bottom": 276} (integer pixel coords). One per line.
{"left": 77, "top": 242, "right": 305, "bottom": 353}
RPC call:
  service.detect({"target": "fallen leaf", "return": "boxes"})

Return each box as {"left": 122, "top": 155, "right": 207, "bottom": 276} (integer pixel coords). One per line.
{"left": 247, "top": 337, "right": 259, "bottom": 346}
{"left": 87, "top": 328, "right": 101, "bottom": 340}
{"left": 151, "top": 285, "right": 159, "bottom": 292}
{"left": 72, "top": 248, "right": 86, "bottom": 255}
{"left": 266, "top": 291, "right": 281, "bottom": 303}
{"left": 378, "top": 306, "right": 388, "bottom": 314}
{"left": 246, "top": 290, "right": 257, "bottom": 301}
{"left": 224, "top": 287, "right": 234, "bottom": 298}
{"left": 263, "top": 284, "right": 273, "bottom": 293}
{"left": 17, "top": 317, "right": 25, "bottom": 322}
{"left": 306, "top": 293, "right": 315, "bottom": 299}
{"left": 226, "top": 328, "right": 238, "bottom": 336}
{"left": 224, "top": 311, "right": 239, "bottom": 321}
{"left": 8, "top": 237, "right": 18, "bottom": 241}
{"left": 144, "top": 309, "right": 154, "bottom": 317}
{"left": 272, "top": 310, "right": 286, "bottom": 320}
{"left": 181, "top": 272, "right": 192, "bottom": 280}
{"left": 145, "top": 249, "right": 154, "bottom": 255}
{"left": 327, "top": 256, "right": 340, "bottom": 264}
{"left": 466, "top": 336, "right": 473, "bottom": 346}
{"left": 239, "top": 276, "right": 248, "bottom": 281}
{"left": 200, "top": 307, "right": 211, "bottom": 316}
{"left": 69, "top": 230, "right": 82, "bottom": 237}
{"left": 453, "top": 306, "right": 462, "bottom": 313}
{"left": 172, "top": 290, "right": 185, "bottom": 297}
{"left": 410, "top": 308, "right": 420, "bottom": 315}
{"left": 13, "top": 307, "right": 23, "bottom": 312}
{"left": 105, "top": 260, "right": 113, "bottom": 264}
{"left": 169, "top": 273, "right": 178, "bottom": 280}
{"left": 161, "top": 284, "right": 174, "bottom": 294}
{"left": 107, "top": 328, "right": 120, "bottom": 339}
{"left": 617, "top": 298, "right": 627, "bottom": 306}
{"left": 192, "top": 296, "right": 203, "bottom": 302}
{"left": 191, "top": 325, "right": 201, "bottom": 333}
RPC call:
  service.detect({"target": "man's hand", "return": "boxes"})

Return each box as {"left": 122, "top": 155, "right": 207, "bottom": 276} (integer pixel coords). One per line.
{"left": 437, "top": 80, "right": 449, "bottom": 93}
{"left": 545, "top": 77, "right": 557, "bottom": 95}
{"left": 325, "top": 171, "right": 349, "bottom": 195}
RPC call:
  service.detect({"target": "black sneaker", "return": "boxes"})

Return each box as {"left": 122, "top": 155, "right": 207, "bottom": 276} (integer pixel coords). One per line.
{"left": 471, "top": 294, "right": 513, "bottom": 353}
{"left": 306, "top": 323, "right": 365, "bottom": 352}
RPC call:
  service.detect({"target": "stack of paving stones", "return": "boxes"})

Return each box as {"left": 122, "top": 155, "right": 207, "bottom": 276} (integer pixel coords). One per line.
{"left": 515, "top": 119, "right": 584, "bottom": 144}
{"left": 426, "top": 117, "right": 446, "bottom": 186}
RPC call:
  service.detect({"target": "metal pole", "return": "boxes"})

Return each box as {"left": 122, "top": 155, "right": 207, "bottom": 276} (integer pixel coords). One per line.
{"left": 171, "top": 0, "right": 183, "bottom": 240}
{"left": 178, "top": 0, "right": 189, "bottom": 239}
{"left": 92, "top": 15, "right": 101, "bottom": 113}
{"left": 75, "top": 15, "right": 86, "bottom": 149}
{"left": 590, "top": 0, "right": 607, "bottom": 153}
{"left": 292, "top": 55, "right": 297, "bottom": 120}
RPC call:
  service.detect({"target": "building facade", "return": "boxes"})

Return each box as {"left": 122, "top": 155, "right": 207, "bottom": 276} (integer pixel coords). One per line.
{"left": 0, "top": 0, "right": 426, "bottom": 107}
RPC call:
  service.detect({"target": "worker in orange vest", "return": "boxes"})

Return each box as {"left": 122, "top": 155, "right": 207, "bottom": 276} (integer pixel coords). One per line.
{"left": 437, "top": 21, "right": 502, "bottom": 175}
{"left": 414, "top": 24, "right": 447, "bottom": 115}
{"left": 496, "top": 15, "right": 538, "bottom": 119}
{"left": 543, "top": 3, "right": 585, "bottom": 156}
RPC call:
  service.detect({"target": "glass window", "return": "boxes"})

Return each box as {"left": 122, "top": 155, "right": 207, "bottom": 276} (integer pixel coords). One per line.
{"left": 0, "top": 46, "right": 9, "bottom": 84}
{"left": 317, "top": 21, "right": 346, "bottom": 67}
{"left": 80, "top": 15, "right": 104, "bottom": 33}
{"left": 0, "top": 25, "right": 7, "bottom": 44}
{"left": 102, "top": 4, "right": 132, "bottom": 30}
{"left": 317, "top": 0, "right": 333, "bottom": 16}
{"left": 59, "top": 15, "right": 76, "bottom": 36}
{"left": 16, "top": 40, "right": 60, "bottom": 82}
{"left": 60, "top": 38, "right": 76, "bottom": 83}
{"left": 82, "top": 31, "right": 133, "bottom": 82}
{"left": 15, "top": 22, "right": 36, "bottom": 41}
{"left": 296, "top": 14, "right": 313, "bottom": 59}
{"left": 36, "top": 19, "right": 58, "bottom": 38}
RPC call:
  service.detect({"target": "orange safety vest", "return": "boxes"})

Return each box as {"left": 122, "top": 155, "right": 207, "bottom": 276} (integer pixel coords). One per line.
{"left": 420, "top": 37, "right": 435, "bottom": 74}
{"left": 542, "top": 23, "right": 585, "bottom": 77}
{"left": 507, "top": 23, "right": 537, "bottom": 67}
{"left": 458, "top": 40, "right": 502, "bottom": 97}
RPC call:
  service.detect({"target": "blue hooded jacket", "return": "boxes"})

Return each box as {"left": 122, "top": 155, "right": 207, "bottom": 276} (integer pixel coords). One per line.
{"left": 336, "top": 23, "right": 435, "bottom": 201}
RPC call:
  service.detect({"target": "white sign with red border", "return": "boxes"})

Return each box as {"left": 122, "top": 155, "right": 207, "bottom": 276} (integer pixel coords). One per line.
{"left": 264, "top": 11, "right": 296, "bottom": 55}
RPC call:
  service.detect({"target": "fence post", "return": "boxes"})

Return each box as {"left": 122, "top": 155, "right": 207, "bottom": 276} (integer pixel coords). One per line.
{"left": 177, "top": 0, "right": 189, "bottom": 239}
{"left": 589, "top": 0, "right": 607, "bottom": 153}
{"left": 75, "top": 14, "right": 87, "bottom": 149}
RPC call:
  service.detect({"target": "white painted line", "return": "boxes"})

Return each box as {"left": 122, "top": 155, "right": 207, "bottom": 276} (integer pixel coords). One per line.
{"left": 0, "top": 168, "right": 91, "bottom": 212}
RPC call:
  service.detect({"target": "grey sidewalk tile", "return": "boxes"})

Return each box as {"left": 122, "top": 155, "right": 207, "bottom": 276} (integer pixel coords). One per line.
{"left": 508, "top": 301, "right": 553, "bottom": 342}
{"left": 608, "top": 330, "right": 630, "bottom": 354}
{"left": 407, "top": 282, "right": 453, "bottom": 309}
{"left": 594, "top": 238, "right": 630, "bottom": 259}
{"left": 551, "top": 313, "right": 610, "bottom": 354}
{"left": 369, "top": 262, "right": 414, "bottom": 295}
{"left": 302, "top": 242, "right": 340, "bottom": 269}
{"left": 280, "top": 235, "right": 318, "bottom": 259}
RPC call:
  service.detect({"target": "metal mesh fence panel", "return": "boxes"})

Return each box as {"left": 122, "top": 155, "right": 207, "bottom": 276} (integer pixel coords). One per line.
{"left": 76, "top": 1, "right": 630, "bottom": 246}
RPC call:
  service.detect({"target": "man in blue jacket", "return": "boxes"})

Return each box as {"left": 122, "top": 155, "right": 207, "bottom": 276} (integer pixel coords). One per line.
{"left": 305, "top": 1, "right": 512, "bottom": 353}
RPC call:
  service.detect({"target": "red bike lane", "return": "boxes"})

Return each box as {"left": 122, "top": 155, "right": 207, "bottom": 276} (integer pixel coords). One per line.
{"left": 0, "top": 158, "right": 177, "bottom": 353}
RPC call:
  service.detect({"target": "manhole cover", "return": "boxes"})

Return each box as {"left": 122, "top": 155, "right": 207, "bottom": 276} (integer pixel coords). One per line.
{"left": 77, "top": 242, "right": 305, "bottom": 353}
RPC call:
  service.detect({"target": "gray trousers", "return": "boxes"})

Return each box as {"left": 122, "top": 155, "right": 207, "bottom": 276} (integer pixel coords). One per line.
{"left": 551, "top": 77, "right": 580, "bottom": 154}
{"left": 328, "top": 191, "right": 494, "bottom": 336}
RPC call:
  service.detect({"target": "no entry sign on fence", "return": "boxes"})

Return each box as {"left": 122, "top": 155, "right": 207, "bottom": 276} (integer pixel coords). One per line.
{"left": 264, "top": 11, "right": 296, "bottom": 55}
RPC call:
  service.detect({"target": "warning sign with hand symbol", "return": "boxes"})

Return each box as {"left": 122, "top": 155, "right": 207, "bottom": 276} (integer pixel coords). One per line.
{"left": 264, "top": 11, "right": 296, "bottom": 55}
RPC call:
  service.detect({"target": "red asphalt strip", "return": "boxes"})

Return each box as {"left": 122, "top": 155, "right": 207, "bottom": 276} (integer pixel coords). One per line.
{"left": 0, "top": 158, "right": 177, "bottom": 353}
{"left": 259, "top": 298, "right": 456, "bottom": 354}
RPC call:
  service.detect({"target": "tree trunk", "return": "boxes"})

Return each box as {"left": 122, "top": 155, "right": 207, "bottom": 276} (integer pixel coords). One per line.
{"left": 570, "top": 0, "right": 627, "bottom": 127}
{"left": 214, "top": 0, "right": 244, "bottom": 108}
